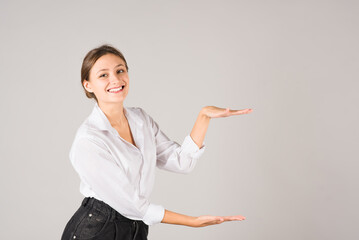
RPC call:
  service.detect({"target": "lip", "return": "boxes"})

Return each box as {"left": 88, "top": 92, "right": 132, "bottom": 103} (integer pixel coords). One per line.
{"left": 107, "top": 85, "right": 125, "bottom": 91}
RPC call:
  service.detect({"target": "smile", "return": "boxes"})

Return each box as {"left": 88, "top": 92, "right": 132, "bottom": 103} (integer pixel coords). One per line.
{"left": 107, "top": 86, "right": 124, "bottom": 93}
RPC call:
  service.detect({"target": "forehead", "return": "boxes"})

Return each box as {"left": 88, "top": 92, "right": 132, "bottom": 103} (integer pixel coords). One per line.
{"left": 92, "top": 54, "right": 125, "bottom": 71}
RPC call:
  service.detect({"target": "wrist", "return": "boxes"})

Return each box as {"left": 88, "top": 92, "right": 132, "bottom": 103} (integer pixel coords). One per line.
{"left": 187, "top": 216, "right": 198, "bottom": 227}
{"left": 189, "top": 216, "right": 200, "bottom": 227}
{"left": 161, "top": 209, "right": 197, "bottom": 227}
{"left": 200, "top": 107, "right": 211, "bottom": 120}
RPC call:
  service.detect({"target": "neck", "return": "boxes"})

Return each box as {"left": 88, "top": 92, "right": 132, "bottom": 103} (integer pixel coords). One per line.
{"left": 97, "top": 101, "right": 127, "bottom": 127}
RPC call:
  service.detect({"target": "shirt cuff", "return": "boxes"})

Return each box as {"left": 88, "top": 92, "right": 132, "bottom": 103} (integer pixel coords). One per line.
{"left": 181, "top": 134, "right": 206, "bottom": 159}
{"left": 142, "top": 203, "right": 165, "bottom": 226}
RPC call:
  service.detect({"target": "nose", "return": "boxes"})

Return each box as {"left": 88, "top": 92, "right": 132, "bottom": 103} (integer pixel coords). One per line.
{"left": 109, "top": 73, "right": 122, "bottom": 84}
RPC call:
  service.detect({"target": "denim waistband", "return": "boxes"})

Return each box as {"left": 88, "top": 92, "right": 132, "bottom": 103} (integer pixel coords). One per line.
{"left": 81, "top": 197, "right": 143, "bottom": 223}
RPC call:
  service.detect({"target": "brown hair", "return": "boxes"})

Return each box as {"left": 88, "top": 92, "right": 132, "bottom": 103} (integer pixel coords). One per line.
{"left": 81, "top": 44, "right": 129, "bottom": 102}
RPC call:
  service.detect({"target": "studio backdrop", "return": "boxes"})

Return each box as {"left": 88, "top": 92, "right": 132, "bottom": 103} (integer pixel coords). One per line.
{"left": 0, "top": 0, "right": 358, "bottom": 239}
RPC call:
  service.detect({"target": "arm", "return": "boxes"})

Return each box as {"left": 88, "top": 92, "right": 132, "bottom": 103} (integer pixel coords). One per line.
{"left": 161, "top": 209, "right": 196, "bottom": 226}
{"left": 140, "top": 108, "right": 206, "bottom": 174}
{"left": 189, "top": 108, "right": 211, "bottom": 149}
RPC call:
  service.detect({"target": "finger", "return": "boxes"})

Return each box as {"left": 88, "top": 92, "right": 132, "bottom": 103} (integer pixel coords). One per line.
{"left": 223, "top": 215, "right": 246, "bottom": 221}
{"left": 235, "top": 216, "right": 246, "bottom": 220}
{"left": 230, "top": 109, "right": 252, "bottom": 115}
{"left": 232, "top": 215, "right": 246, "bottom": 220}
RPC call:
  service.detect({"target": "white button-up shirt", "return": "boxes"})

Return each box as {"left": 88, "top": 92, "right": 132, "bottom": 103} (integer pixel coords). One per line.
{"left": 69, "top": 102, "right": 206, "bottom": 226}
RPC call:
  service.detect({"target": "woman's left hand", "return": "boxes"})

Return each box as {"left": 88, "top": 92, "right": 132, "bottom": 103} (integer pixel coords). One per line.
{"left": 201, "top": 106, "right": 253, "bottom": 119}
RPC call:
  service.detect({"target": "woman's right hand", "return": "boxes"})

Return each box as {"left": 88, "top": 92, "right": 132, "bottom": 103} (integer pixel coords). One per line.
{"left": 190, "top": 214, "right": 246, "bottom": 227}
{"left": 161, "top": 209, "right": 245, "bottom": 227}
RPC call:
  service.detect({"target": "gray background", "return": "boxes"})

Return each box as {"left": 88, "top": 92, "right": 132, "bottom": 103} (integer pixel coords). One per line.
{"left": 1, "top": 0, "right": 358, "bottom": 239}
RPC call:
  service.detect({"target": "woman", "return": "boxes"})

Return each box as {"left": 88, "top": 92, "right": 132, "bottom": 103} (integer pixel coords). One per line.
{"left": 61, "top": 44, "right": 252, "bottom": 240}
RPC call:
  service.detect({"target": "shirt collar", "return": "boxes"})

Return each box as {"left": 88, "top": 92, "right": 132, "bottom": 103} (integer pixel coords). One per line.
{"left": 87, "top": 102, "right": 143, "bottom": 134}
{"left": 87, "top": 102, "right": 145, "bottom": 153}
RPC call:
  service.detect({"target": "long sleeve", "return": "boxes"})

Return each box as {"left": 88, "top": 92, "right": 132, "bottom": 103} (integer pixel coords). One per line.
{"left": 70, "top": 136, "right": 165, "bottom": 226}
{"left": 142, "top": 109, "right": 206, "bottom": 174}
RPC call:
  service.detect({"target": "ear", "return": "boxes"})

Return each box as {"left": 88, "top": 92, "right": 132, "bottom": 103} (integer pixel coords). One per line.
{"left": 83, "top": 80, "right": 93, "bottom": 93}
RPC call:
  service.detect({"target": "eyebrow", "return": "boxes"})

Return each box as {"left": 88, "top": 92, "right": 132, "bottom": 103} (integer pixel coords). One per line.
{"left": 96, "top": 64, "right": 124, "bottom": 74}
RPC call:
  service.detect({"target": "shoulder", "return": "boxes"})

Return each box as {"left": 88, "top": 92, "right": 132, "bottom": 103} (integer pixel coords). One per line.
{"left": 74, "top": 120, "right": 102, "bottom": 140}
{"left": 69, "top": 129, "right": 109, "bottom": 163}
{"left": 70, "top": 121, "right": 107, "bottom": 152}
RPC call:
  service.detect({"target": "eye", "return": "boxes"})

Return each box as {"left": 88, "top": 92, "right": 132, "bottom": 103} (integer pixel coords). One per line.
{"left": 117, "top": 69, "right": 124, "bottom": 74}
{"left": 99, "top": 73, "right": 107, "bottom": 78}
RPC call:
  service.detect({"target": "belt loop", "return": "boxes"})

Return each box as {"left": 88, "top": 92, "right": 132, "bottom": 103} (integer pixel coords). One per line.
{"left": 82, "top": 197, "right": 89, "bottom": 207}
{"left": 82, "top": 197, "right": 93, "bottom": 207}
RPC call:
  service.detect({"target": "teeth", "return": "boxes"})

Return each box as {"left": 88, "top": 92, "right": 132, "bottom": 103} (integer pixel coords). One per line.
{"left": 108, "top": 86, "right": 124, "bottom": 92}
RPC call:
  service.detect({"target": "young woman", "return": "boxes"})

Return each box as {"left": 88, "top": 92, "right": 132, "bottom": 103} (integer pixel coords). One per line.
{"left": 61, "top": 44, "right": 252, "bottom": 240}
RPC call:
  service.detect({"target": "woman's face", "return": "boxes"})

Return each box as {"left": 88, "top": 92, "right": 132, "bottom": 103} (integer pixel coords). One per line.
{"left": 84, "top": 53, "right": 129, "bottom": 105}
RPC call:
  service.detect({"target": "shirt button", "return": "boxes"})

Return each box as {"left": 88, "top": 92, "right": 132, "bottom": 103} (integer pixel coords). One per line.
{"left": 89, "top": 213, "right": 92, "bottom": 217}
{"left": 73, "top": 236, "right": 76, "bottom": 239}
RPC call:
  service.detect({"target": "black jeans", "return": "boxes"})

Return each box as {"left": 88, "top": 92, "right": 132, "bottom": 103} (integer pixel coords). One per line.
{"left": 61, "top": 197, "right": 149, "bottom": 240}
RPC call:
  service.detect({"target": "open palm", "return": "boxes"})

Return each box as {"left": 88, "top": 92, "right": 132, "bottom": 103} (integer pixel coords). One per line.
{"left": 193, "top": 214, "right": 246, "bottom": 227}
{"left": 202, "top": 106, "right": 253, "bottom": 119}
